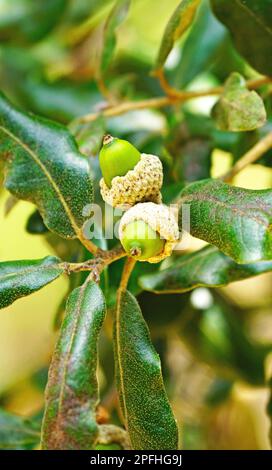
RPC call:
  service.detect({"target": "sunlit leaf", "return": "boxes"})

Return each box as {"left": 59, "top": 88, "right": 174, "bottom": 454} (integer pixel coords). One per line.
{"left": 154, "top": 0, "right": 201, "bottom": 70}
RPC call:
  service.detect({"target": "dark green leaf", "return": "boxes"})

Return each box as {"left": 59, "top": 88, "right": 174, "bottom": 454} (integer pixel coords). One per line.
{"left": 0, "top": 256, "right": 63, "bottom": 309}
{"left": 100, "top": 0, "right": 131, "bottom": 75}
{"left": 0, "top": 409, "right": 41, "bottom": 450}
{"left": 114, "top": 290, "right": 178, "bottom": 450}
{"left": 139, "top": 245, "right": 272, "bottom": 293}
{"left": 0, "top": 0, "right": 68, "bottom": 44}
{"left": 173, "top": 0, "right": 226, "bottom": 88}
{"left": 0, "top": 92, "right": 93, "bottom": 240}
{"left": 154, "top": 0, "right": 201, "bottom": 70}
{"left": 212, "top": 72, "right": 266, "bottom": 132}
{"left": 178, "top": 179, "right": 272, "bottom": 263}
{"left": 0, "top": 46, "right": 102, "bottom": 123}
{"left": 18, "top": 78, "right": 102, "bottom": 124}
{"left": 41, "top": 281, "right": 106, "bottom": 450}
{"left": 211, "top": 0, "right": 272, "bottom": 75}
{"left": 26, "top": 210, "right": 49, "bottom": 234}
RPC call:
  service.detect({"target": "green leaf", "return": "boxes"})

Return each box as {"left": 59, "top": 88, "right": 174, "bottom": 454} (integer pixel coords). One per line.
{"left": 0, "top": 256, "right": 63, "bottom": 309}
{"left": 0, "top": 0, "right": 68, "bottom": 44}
{"left": 26, "top": 210, "right": 49, "bottom": 234}
{"left": 182, "top": 301, "right": 270, "bottom": 385}
{"left": 139, "top": 245, "right": 272, "bottom": 293}
{"left": 114, "top": 290, "right": 178, "bottom": 450}
{"left": 211, "top": 0, "right": 272, "bottom": 75}
{"left": 100, "top": 0, "right": 131, "bottom": 75}
{"left": 41, "top": 281, "right": 106, "bottom": 450}
{"left": 154, "top": 0, "right": 201, "bottom": 71}
{"left": 173, "top": 0, "right": 226, "bottom": 88}
{"left": 178, "top": 179, "right": 272, "bottom": 263}
{"left": 0, "top": 409, "right": 41, "bottom": 450}
{"left": 212, "top": 72, "right": 267, "bottom": 132}
{"left": 0, "top": 92, "right": 94, "bottom": 240}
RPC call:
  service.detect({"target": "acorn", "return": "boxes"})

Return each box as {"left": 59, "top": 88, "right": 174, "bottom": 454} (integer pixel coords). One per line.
{"left": 119, "top": 202, "right": 179, "bottom": 263}
{"left": 99, "top": 135, "right": 163, "bottom": 208}
{"left": 99, "top": 134, "right": 141, "bottom": 188}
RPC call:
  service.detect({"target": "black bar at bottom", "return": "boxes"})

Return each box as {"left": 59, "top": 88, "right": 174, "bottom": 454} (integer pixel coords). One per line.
{"left": 0, "top": 450, "right": 271, "bottom": 468}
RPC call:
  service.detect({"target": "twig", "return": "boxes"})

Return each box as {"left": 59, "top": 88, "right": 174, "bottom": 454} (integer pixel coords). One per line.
{"left": 78, "top": 234, "right": 100, "bottom": 255}
{"left": 77, "top": 76, "right": 272, "bottom": 124}
{"left": 62, "top": 245, "right": 126, "bottom": 281}
{"left": 119, "top": 257, "right": 136, "bottom": 292}
{"left": 153, "top": 68, "right": 183, "bottom": 98}
{"left": 79, "top": 96, "right": 172, "bottom": 123}
{"left": 155, "top": 69, "right": 271, "bottom": 100}
{"left": 221, "top": 131, "right": 272, "bottom": 183}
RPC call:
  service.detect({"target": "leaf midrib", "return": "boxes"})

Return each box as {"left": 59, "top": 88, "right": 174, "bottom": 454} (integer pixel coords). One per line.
{"left": 115, "top": 291, "right": 156, "bottom": 448}
{"left": 234, "top": 0, "right": 272, "bottom": 37}
{"left": 115, "top": 290, "right": 129, "bottom": 431}
{"left": 179, "top": 193, "right": 272, "bottom": 228}
{"left": 0, "top": 263, "right": 61, "bottom": 282}
{"left": 56, "top": 282, "right": 89, "bottom": 423}
{"left": 0, "top": 125, "right": 80, "bottom": 237}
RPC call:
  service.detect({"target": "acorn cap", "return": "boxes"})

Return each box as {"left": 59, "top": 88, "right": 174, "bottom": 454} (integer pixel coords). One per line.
{"left": 100, "top": 153, "right": 163, "bottom": 209}
{"left": 119, "top": 202, "right": 179, "bottom": 263}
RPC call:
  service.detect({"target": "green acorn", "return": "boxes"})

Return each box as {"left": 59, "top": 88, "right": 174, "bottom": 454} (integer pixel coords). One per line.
{"left": 121, "top": 220, "right": 165, "bottom": 261}
{"left": 99, "top": 135, "right": 163, "bottom": 208}
{"left": 119, "top": 202, "right": 179, "bottom": 263}
{"left": 99, "top": 135, "right": 141, "bottom": 188}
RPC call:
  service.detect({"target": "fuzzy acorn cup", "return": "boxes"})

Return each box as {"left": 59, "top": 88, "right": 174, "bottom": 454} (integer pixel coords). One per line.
{"left": 119, "top": 202, "right": 179, "bottom": 263}
{"left": 99, "top": 135, "right": 163, "bottom": 208}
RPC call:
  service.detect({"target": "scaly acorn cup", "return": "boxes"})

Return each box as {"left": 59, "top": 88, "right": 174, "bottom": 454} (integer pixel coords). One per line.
{"left": 99, "top": 135, "right": 163, "bottom": 208}
{"left": 119, "top": 202, "right": 179, "bottom": 263}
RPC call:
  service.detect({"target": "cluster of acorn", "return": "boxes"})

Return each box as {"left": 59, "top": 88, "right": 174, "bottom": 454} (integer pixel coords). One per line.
{"left": 99, "top": 135, "right": 179, "bottom": 263}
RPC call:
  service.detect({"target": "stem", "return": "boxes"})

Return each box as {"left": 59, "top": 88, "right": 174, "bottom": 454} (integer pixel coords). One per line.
{"left": 119, "top": 257, "right": 136, "bottom": 292}
{"left": 154, "top": 68, "right": 183, "bottom": 98}
{"left": 77, "top": 76, "right": 272, "bottom": 124}
{"left": 221, "top": 131, "right": 272, "bottom": 183}
{"left": 155, "top": 69, "right": 272, "bottom": 100}
{"left": 62, "top": 245, "right": 126, "bottom": 280}
{"left": 78, "top": 234, "right": 100, "bottom": 255}
{"left": 79, "top": 96, "right": 171, "bottom": 123}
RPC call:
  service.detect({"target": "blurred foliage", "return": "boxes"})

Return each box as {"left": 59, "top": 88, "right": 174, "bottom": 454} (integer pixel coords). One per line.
{"left": 0, "top": 0, "right": 272, "bottom": 451}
